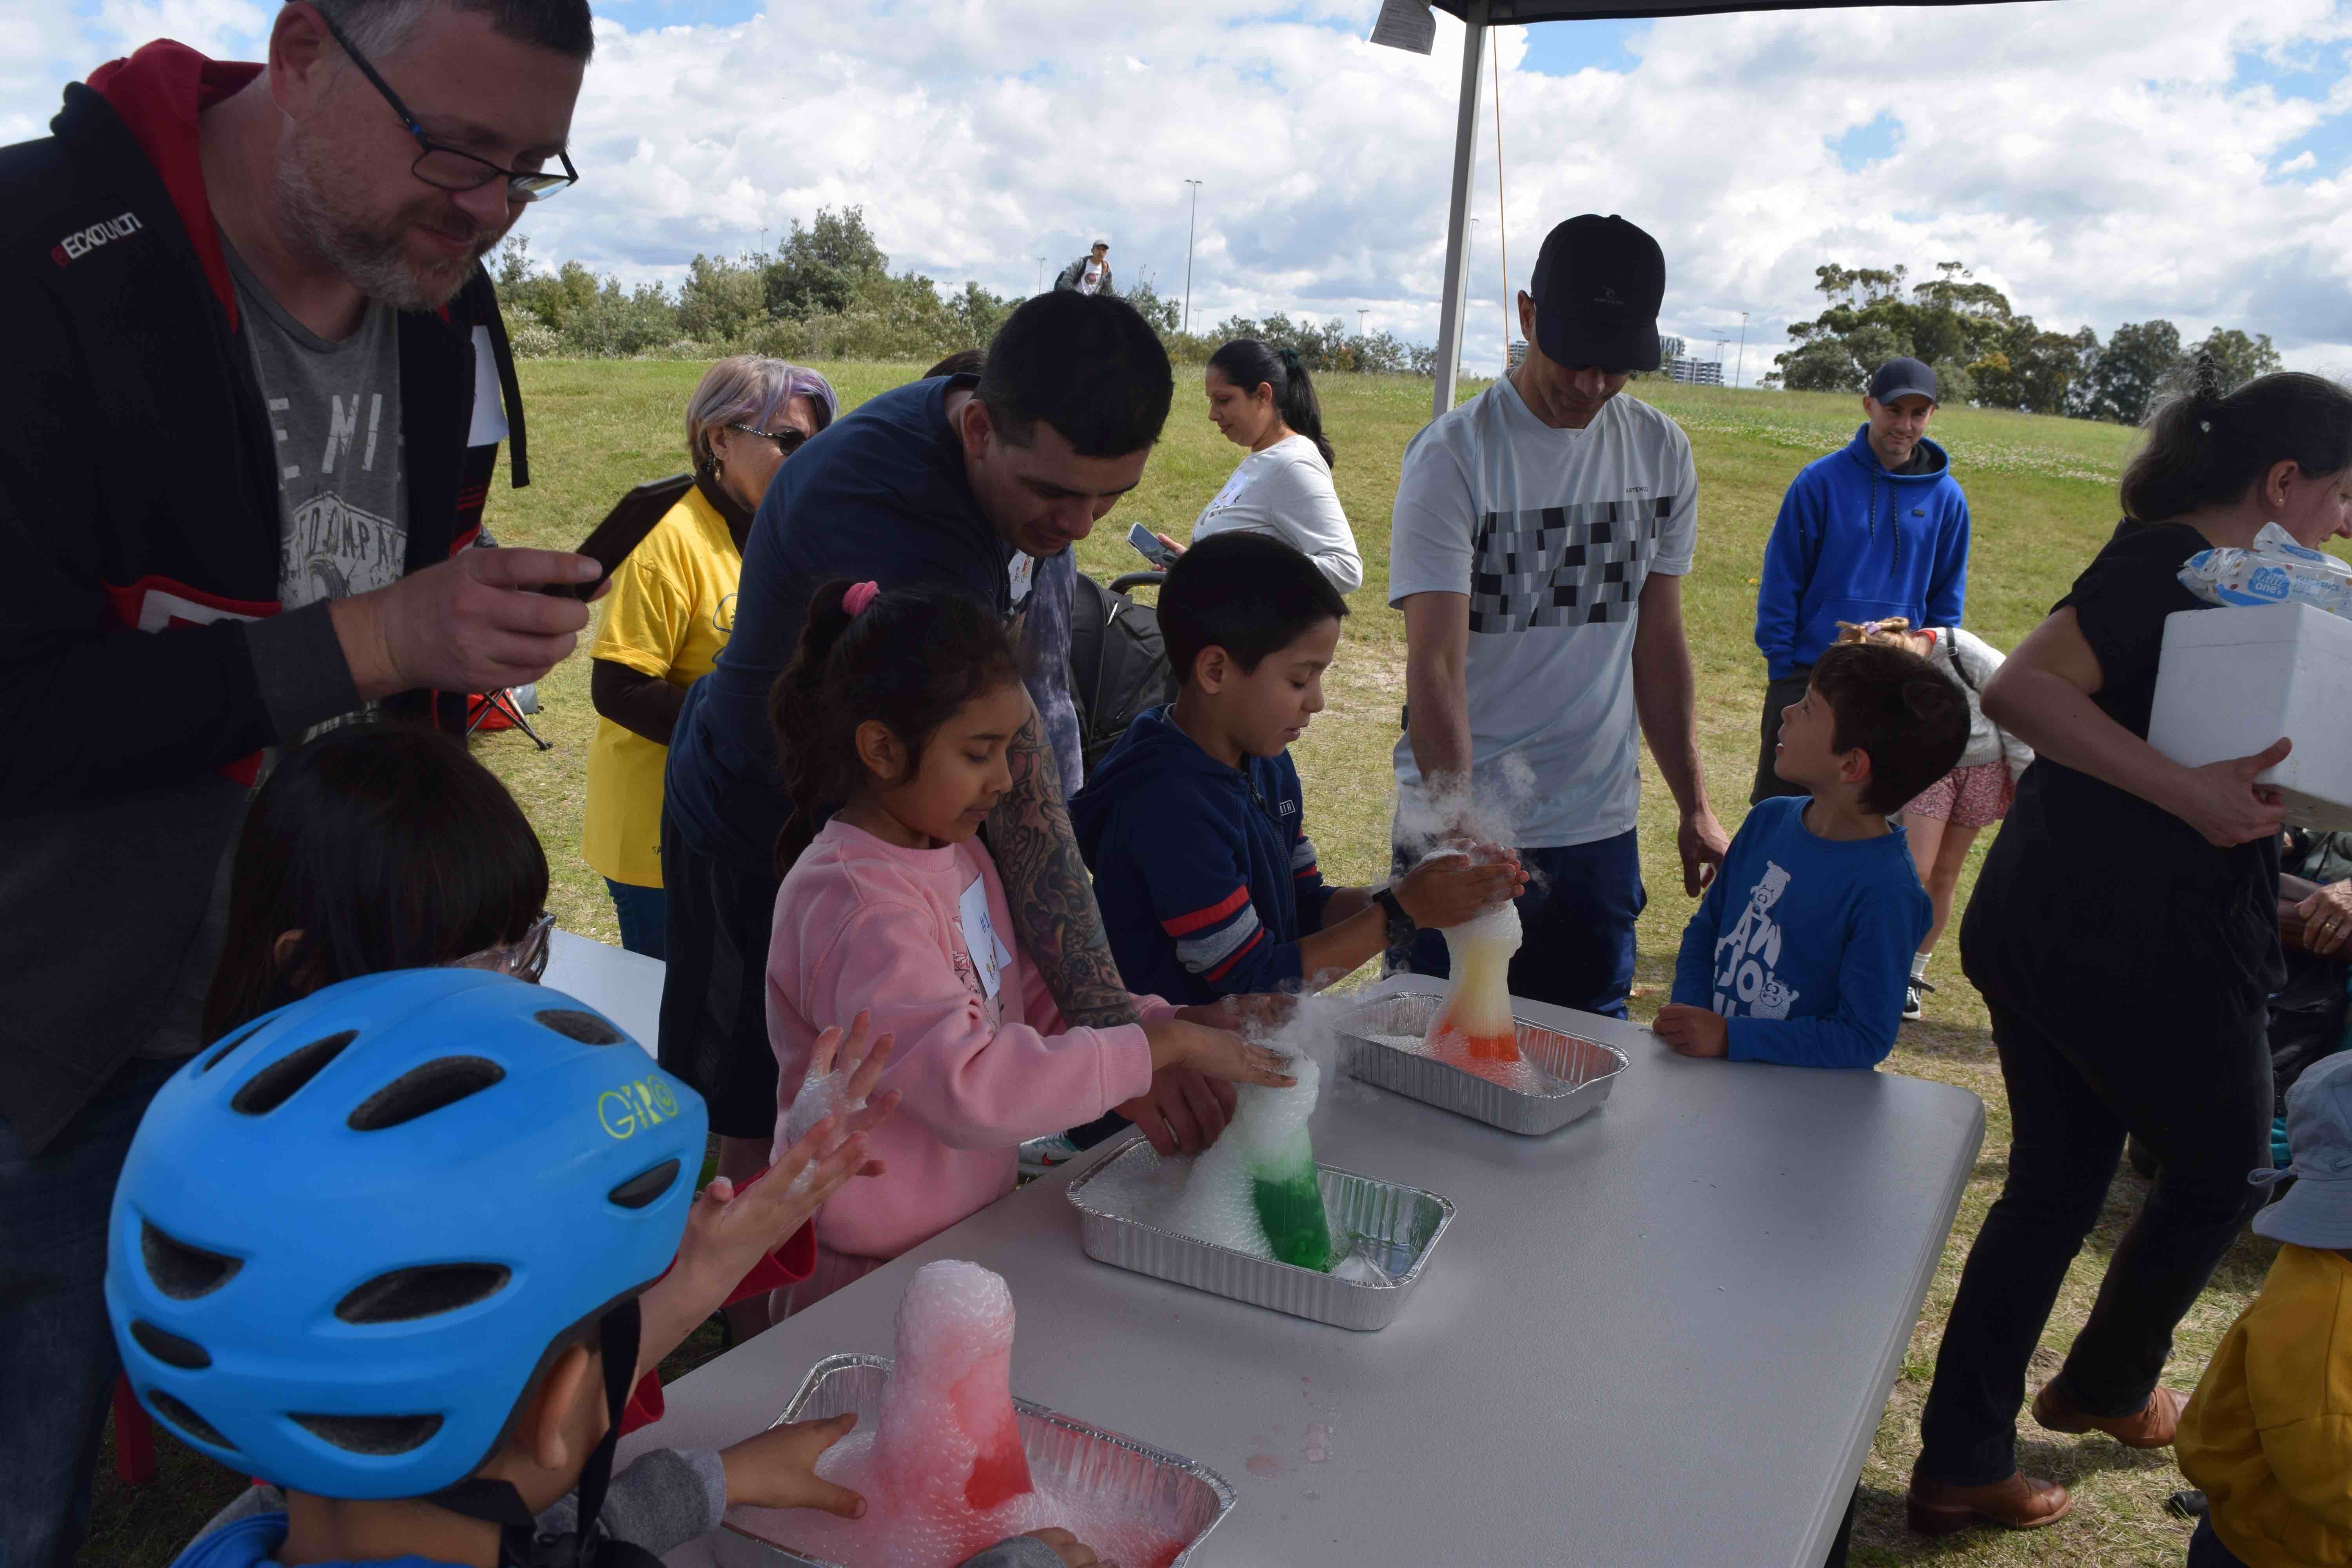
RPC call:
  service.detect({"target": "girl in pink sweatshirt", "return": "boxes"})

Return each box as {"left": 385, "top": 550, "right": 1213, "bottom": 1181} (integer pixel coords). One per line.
{"left": 765, "top": 579, "right": 1292, "bottom": 1310}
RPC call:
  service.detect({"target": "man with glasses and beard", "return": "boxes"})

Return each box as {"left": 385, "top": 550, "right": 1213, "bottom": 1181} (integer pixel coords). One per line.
{"left": 0, "top": 3, "right": 603, "bottom": 1558}
{"left": 1387, "top": 214, "right": 1729, "bottom": 1021}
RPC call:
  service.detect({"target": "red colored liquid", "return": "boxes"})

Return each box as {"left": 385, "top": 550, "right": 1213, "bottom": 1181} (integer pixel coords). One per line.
{"left": 962, "top": 1403, "right": 1033, "bottom": 1510}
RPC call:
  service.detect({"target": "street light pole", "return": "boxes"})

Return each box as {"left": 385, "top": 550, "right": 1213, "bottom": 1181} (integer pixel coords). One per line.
{"left": 1034, "top": 256, "right": 1046, "bottom": 296}
{"left": 1735, "top": 311, "right": 1749, "bottom": 390}
{"left": 1358, "top": 309, "right": 1369, "bottom": 337}
{"left": 1182, "top": 179, "right": 1203, "bottom": 334}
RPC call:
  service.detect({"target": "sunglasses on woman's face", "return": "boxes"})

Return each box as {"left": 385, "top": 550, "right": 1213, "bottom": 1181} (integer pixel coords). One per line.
{"left": 729, "top": 422, "right": 809, "bottom": 456}
{"left": 450, "top": 911, "right": 555, "bottom": 983}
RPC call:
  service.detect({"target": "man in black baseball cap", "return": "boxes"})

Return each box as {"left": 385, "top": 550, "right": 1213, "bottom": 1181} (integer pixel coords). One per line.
{"left": 1387, "top": 213, "right": 1727, "bottom": 1021}
{"left": 1527, "top": 212, "right": 1666, "bottom": 376}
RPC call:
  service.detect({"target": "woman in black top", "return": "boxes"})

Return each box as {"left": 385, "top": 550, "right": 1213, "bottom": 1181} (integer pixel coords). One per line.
{"left": 1907, "top": 363, "right": 2352, "bottom": 1537}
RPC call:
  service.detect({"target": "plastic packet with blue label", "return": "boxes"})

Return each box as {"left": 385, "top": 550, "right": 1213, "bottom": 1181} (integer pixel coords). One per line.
{"left": 2178, "top": 522, "right": 2352, "bottom": 619}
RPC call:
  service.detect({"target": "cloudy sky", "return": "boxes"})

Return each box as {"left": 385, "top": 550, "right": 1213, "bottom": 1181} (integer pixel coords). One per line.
{"left": 15, "top": 0, "right": 2352, "bottom": 380}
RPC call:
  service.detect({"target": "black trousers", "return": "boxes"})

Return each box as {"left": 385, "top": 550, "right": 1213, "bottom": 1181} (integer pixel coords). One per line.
{"left": 1916, "top": 992, "right": 2270, "bottom": 1485}
{"left": 1750, "top": 668, "right": 1814, "bottom": 806}
{"left": 657, "top": 809, "right": 784, "bottom": 1142}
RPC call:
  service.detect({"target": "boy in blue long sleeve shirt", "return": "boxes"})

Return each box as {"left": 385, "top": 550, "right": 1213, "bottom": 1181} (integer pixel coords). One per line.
{"left": 1655, "top": 640, "right": 1969, "bottom": 1068}
{"left": 1751, "top": 358, "right": 1970, "bottom": 804}
{"left": 1074, "top": 534, "right": 1518, "bottom": 1008}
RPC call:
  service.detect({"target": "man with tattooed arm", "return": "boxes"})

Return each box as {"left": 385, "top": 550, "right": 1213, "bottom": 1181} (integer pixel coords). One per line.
{"left": 661, "top": 291, "right": 1235, "bottom": 1227}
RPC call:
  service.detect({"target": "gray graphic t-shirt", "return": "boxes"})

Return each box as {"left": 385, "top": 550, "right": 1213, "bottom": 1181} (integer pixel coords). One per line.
{"left": 1387, "top": 376, "right": 1697, "bottom": 850}
{"left": 223, "top": 239, "right": 407, "bottom": 611}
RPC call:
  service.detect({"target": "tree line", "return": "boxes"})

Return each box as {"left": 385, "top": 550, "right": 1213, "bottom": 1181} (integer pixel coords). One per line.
{"left": 491, "top": 206, "right": 1439, "bottom": 375}
{"left": 1768, "top": 262, "right": 2283, "bottom": 425}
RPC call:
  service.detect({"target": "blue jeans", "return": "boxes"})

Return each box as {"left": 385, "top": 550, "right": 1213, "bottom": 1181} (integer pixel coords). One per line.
{"left": 604, "top": 878, "right": 669, "bottom": 962}
{"left": 0, "top": 1055, "right": 181, "bottom": 1568}
{"left": 1389, "top": 830, "right": 1647, "bottom": 1019}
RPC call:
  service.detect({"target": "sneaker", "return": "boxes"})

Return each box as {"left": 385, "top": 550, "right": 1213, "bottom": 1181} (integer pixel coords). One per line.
{"left": 1902, "top": 978, "right": 1934, "bottom": 1021}
{"left": 1018, "top": 1134, "right": 1082, "bottom": 1177}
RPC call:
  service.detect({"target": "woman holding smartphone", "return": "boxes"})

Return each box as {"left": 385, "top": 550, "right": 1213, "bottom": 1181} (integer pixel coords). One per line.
{"left": 1154, "top": 338, "right": 1361, "bottom": 594}
{"left": 581, "top": 356, "right": 837, "bottom": 958}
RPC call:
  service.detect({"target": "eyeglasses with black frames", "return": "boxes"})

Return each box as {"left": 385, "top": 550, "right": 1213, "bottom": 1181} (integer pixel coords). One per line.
{"left": 314, "top": 6, "right": 579, "bottom": 202}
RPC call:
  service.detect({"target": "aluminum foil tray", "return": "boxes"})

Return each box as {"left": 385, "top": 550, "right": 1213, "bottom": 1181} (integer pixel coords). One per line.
{"left": 716, "top": 1352, "right": 1234, "bottom": 1568}
{"left": 1336, "top": 989, "right": 1628, "bottom": 1136}
{"left": 1063, "top": 1140, "right": 1455, "bottom": 1331}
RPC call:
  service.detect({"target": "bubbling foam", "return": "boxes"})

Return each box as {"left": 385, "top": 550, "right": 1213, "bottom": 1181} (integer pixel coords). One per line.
{"left": 1425, "top": 901, "right": 1526, "bottom": 1078}
{"left": 730, "top": 1261, "right": 1186, "bottom": 1568}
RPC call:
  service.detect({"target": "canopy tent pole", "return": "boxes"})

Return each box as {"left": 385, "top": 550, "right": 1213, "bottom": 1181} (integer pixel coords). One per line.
{"left": 1430, "top": 0, "right": 1489, "bottom": 422}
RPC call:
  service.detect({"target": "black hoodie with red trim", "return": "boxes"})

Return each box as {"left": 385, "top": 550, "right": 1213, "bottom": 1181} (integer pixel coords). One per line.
{"left": 0, "top": 43, "right": 529, "bottom": 1151}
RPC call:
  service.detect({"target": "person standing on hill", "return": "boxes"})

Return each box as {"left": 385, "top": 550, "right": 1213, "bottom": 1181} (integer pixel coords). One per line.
{"left": 1054, "top": 240, "right": 1112, "bottom": 297}
{"left": 0, "top": 3, "right": 599, "bottom": 1560}
{"left": 1388, "top": 213, "right": 1728, "bottom": 1020}
{"left": 1751, "top": 357, "right": 1971, "bottom": 803}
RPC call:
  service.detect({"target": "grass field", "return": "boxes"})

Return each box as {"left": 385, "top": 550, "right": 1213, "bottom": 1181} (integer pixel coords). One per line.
{"left": 83, "top": 364, "right": 2278, "bottom": 1567}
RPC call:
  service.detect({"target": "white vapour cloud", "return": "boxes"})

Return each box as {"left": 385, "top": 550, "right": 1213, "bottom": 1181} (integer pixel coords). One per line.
{"left": 13, "top": 0, "right": 2352, "bottom": 377}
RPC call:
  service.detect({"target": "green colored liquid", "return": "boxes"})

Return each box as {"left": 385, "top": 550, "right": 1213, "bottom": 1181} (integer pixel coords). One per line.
{"left": 1252, "top": 1162, "right": 1334, "bottom": 1272}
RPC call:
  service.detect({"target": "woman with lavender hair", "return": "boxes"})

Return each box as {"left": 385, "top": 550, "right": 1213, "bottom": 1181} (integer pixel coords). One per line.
{"left": 583, "top": 356, "right": 839, "bottom": 962}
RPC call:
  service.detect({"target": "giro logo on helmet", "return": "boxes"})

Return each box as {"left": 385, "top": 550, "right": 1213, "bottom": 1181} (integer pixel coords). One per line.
{"left": 598, "top": 1076, "right": 682, "bottom": 1139}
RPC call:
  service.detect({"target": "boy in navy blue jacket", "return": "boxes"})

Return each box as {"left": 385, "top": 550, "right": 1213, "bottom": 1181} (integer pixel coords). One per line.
{"left": 1654, "top": 640, "right": 1968, "bottom": 1068}
{"left": 1751, "top": 357, "right": 1970, "bottom": 804}
{"left": 1073, "top": 534, "right": 1518, "bottom": 1007}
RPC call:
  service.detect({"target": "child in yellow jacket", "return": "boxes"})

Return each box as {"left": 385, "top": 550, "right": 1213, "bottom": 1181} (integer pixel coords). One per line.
{"left": 2178, "top": 1051, "right": 2352, "bottom": 1567}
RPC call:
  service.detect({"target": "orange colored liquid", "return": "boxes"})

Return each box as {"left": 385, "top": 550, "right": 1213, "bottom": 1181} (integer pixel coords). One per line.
{"left": 1429, "top": 999, "right": 1523, "bottom": 1065}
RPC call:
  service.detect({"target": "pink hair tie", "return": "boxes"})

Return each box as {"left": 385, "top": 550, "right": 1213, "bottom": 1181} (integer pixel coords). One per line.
{"left": 842, "top": 581, "right": 880, "bottom": 617}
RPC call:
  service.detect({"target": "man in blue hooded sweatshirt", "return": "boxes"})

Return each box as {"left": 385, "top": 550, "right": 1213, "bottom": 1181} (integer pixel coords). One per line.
{"left": 1751, "top": 357, "right": 1971, "bottom": 803}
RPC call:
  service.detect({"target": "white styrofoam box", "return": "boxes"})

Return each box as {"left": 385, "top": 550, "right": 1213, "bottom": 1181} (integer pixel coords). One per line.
{"left": 2147, "top": 601, "right": 2352, "bottom": 830}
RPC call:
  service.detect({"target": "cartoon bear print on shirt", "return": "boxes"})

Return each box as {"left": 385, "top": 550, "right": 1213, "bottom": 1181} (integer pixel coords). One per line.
{"left": 1713, "top": 860, "right": 1800, "bottom": 1020}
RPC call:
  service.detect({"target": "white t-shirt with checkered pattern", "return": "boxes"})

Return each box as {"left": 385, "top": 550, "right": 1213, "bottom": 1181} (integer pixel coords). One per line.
{"left": 1387, "top": 374, "right": 1697, "bottom": 849}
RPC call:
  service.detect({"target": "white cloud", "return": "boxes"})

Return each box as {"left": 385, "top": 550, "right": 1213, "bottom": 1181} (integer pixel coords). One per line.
{"left": 13, "top": 0, "right": 2352, "bottom": 379}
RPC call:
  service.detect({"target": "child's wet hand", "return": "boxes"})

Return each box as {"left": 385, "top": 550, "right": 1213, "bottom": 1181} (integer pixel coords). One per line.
{"left": 720, "top": 1412, "right": 867, "bottom": 1515}
{"left": 1396, "top": 853, "right": 1524, "bottom": 929}
{"left": 1200, "top": 1026, "right": 1297, "bottom": 1091}
{"left": 1653, "top": 1004, "right": 1729, "bottom": 1058}
{"left": 677, "top": 1113, "right": 892, "bottom": 1291}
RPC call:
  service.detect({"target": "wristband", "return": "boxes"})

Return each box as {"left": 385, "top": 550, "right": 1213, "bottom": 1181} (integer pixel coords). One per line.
{"left": 1372, "top": 886, "right": 1415, "bottom": 949}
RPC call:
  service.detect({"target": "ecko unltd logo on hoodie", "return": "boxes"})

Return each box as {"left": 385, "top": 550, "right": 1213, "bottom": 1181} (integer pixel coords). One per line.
{"left": 53, "top": 211, "right": 143, "bottom": 266}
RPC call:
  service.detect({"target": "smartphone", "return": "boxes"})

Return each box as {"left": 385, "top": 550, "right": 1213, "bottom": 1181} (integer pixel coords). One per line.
{"left": 1127, "top": 521, "right": 1178, "bottom": 569}
{"left": 546, "top": 472, "right": 696, "bottom": 599}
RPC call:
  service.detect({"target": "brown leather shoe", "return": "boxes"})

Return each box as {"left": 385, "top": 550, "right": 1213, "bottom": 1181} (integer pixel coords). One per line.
{"left": 2032, "top": 1382, "right": 2189, "bottom": 1448}
{"left": 1905, "top": 1470, "right": 2073, "bottom": 1535}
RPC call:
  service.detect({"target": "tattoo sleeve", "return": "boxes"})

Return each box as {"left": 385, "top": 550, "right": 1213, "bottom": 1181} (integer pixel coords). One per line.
{"left": 991, "top": 702, "right": 1138, "bottom": 1029}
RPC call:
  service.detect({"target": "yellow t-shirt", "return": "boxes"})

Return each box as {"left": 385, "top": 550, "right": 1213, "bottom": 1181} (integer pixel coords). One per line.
{"left": 2178, "top": 1242, "right": 2352, "bottom": 1568}
{"left": 581, "top": 486, "right": 742, "bottom": 887}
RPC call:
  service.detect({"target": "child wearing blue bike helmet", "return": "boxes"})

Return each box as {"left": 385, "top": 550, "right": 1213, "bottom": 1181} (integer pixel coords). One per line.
{"left": 114, "top": 969, "right": 1102, "bottom": 1568}
{"left": 196, "top": 724, "right": 901, "bottom": 1421}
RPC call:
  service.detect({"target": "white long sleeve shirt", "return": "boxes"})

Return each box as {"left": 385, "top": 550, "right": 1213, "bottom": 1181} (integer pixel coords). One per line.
{"left": 1190, "top": 434, "right": 1364, "bottom": 594}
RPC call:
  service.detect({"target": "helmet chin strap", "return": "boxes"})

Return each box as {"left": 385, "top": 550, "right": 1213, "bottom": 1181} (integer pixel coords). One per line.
{"left": 430, "top": 1299, "right": 665, "bottom": 1568}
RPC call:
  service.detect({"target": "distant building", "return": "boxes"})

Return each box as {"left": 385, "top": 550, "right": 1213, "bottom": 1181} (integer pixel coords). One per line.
{"left": 1659, "top": 335, "right": 1688, "bottom": 365}
{"left": 1508, "top": 338, "right": 1529, "bottom": 369}
{"left": 1670, "top": 356, "right": 1724, "bottom": 387}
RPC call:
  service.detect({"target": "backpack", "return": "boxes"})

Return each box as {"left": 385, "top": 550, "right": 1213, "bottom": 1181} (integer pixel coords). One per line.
{"left": 1067, "top": 570, "right": 1178, "bottom": 781}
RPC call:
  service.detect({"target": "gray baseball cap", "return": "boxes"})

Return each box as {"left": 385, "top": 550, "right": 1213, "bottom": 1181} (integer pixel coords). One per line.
{"left": 2252, "top": 1050, "right": 2352, "bottom": 1249}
